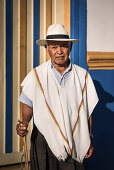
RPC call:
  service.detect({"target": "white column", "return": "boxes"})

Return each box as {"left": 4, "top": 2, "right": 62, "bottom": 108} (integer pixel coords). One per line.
{"left": 27, "top": 0, "right": 33, "bottom": 73}
{"left": 39, "top": 0, "right": 46, "bottom": 64}
{"left": 0, "top": 0, "right": 6, "bottom": 154}
{"left": 26, "top": 0, "right": 34, "bottom": 150}
{"left": 12, "top": 0, "right": 20, "bottom": 152}
{"left": 52, "top": 0, "right": 64, "bottom": 24}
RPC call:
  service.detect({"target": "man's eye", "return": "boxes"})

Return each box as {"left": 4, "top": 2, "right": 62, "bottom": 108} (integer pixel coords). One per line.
{"left": 52, "top": 46, "right": 57, "bottom": 49}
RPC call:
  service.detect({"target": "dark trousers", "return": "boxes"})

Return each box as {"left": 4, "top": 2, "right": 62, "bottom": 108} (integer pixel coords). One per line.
{"left": 30, "top": 125, "right": 85, "bottom": 170}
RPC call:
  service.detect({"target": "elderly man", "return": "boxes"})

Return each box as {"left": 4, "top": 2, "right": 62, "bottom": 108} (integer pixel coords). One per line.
{"left": 16, "top": 24, "right": 98, "bottom": 170}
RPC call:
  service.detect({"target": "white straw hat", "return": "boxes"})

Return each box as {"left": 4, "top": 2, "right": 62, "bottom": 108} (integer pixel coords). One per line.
{"left": 36, "top": 24, "right": 79, "bottom": 46}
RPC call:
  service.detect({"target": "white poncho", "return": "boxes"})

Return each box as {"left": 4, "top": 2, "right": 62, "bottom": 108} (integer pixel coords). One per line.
{"left": 21, "top": 60, "right": 99, "bottom": 162}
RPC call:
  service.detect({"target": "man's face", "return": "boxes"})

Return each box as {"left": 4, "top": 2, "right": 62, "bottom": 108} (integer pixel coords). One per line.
{"left": 47, "top": 41, "right": 72, "bottom": 66}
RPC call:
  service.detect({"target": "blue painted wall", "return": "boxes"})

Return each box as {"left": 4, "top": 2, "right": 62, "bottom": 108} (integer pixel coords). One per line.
{"left": 6, "top": 0, "right": 12, "bottom": 153}
{"left": 70, "top": 0, "right": 87, "bottom": 70}
{"left": 33, "top": 0, "right": 40, "bottom": 67}
{"left": 84, "top": 70, "right": 114, "bottom": 170}
{"left": 70, "top": 0, "right": 114, "bottom": 170}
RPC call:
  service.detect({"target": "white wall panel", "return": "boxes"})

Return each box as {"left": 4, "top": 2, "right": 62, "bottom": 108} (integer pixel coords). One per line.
{"left": 87, "top": 0, "right": 114, "bottom": 52}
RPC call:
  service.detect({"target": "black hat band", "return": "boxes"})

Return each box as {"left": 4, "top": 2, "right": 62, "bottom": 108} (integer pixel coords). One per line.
{"left": 46, "top": 34, "right": 69, "bottom": 39}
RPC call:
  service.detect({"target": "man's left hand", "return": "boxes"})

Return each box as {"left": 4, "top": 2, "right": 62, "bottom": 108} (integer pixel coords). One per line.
{"left": 85, "top": 144, "right": 94, "bottom": 159}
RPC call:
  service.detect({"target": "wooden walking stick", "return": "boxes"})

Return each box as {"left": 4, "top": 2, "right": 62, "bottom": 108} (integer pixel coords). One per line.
{"left": 23, "top": 136, "right": 29, "bottom": 170}
{"left": 18, "top": 120, "right": 29, "bottom": 170}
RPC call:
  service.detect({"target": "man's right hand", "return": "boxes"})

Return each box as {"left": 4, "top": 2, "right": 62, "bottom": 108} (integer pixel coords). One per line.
{"left": 16, "top": 121, "right": 28, "bottom": 137}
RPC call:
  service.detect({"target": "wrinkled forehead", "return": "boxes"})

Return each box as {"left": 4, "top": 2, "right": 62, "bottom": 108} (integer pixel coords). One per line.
{"left": 46, "top": 40, "right": 72, "bottom": 46}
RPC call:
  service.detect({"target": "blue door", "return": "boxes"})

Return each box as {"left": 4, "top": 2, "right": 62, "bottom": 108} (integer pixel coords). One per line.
{"left": 70, "top": 1, "right": 114, "bottom": 170}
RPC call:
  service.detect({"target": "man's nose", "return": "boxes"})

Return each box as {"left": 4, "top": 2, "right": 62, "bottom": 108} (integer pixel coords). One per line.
{"left": 57, "top": 46, "right": 63, "bottom": 53}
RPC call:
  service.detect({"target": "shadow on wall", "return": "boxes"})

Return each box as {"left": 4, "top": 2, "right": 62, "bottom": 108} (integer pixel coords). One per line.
{"left": 84, "top": 80, "right": 114, "bottom": 170}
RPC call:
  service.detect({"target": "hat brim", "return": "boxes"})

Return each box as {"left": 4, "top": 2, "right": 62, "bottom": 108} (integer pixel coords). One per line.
{"left": 36, "top": 39, "right": 80, "bottom": 46}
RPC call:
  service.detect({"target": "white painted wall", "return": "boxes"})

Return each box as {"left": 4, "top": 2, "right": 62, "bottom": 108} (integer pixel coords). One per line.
{"left": 52, "top": 0, "right": 64, "bottom": 24}
{"left": 87, "top": 0, "right": 114, "bottom": 52}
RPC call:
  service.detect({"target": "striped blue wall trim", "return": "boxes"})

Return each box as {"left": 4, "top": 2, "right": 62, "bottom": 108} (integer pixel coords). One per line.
{"left": 79, "top": 0, "right": 87, "bottom": 69}
{"left": 5, "top": 0, "right": 12, "bottom": 153}
{"left": 33, "top": 0, "right": 39, "bottom": 68}
{"left": 70, "top": 0, "right": 79, "bottom": 65}
{"left": 70, "top": 0, "right": 87, "bottom": 70}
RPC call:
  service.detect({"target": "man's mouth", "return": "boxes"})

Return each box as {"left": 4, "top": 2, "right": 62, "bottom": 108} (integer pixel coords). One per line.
{"left": 56, "top": 56, "right": 64, "bottom": 59}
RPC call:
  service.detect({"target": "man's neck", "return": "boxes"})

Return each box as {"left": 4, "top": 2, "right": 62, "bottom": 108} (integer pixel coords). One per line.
{"left": 51, "top": 60, "right": 70, "bottom": 75}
